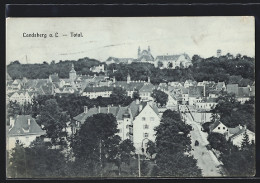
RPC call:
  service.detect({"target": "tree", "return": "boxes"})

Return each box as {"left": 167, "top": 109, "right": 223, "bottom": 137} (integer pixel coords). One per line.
{"left": 207, "top": 133, "right": 229, "bottom": 153}
{"left": 241, "top": 131, "right": 250, "bottom": 150}
{"left": 110, "top": 87, "right": 128, "bottom": 105}
{"left": 7, "top": 140, "right": 67, "bottom": 178}
{"left": 146, "top": 140, "right": 157, "bottom": 159}
{"left": 105, "top": 138, "right": 135, "bottom": 175}
{"left": 71, "top": 113, "right": 119, "bottom": 176}
{"left": 154, "top": 110, "right": 201, "bottom": 176}
{"left": 36, "top": 99, "right": 69, "bottom": 143}
{"left": 132, "top": 89, "right": 140, "bottom": 100}
{"left": 151, "top": 89, "right": 168, "bottom": 107}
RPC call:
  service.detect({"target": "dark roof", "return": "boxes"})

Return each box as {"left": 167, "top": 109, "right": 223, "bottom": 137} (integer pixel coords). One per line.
{"left": 237, "top": 87, "right": 250, "bottom": 98}
{"left": 41, "top": 83, "right": 53, "bottom": 95}
{"left": 84, "top": 86, "right": 114, "bottom": 92}
{"left": 50, "top": 74, "right": 60, "bottom": 82}
{"left": 209, "top": 121, "right": 222, "bottom": 131}
{"left": 8, "top": 115, "right": 45, "bottom": 136}
{"left": 106, "top": 57, "right": 134, "bottom": 63}
{"left": 188, "top": 86, "right": 203, "bottom": 97}
{"left": 216, "top": 82, "right": 225, "bottom": 90}
{"left": 114, "top": 81, "right": 145, "bottom": 91}
{"left": 138, "top": 54, "right": 154, "bottom": 61}
{"left": 156, "top": 55, "right": 180, "bottom": 61}
{"left": 227, "top": 84, "right": 239, "bottom": 95}
{"left": 139, "top": 83, "right": 155, "bottom": 93}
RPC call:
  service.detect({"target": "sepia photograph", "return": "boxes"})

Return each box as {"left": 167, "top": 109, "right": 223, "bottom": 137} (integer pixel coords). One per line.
{"left": 6, "top": 17, "right": 255, "bottom": 178}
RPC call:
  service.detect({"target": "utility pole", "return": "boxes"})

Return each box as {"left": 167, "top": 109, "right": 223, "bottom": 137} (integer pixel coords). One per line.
{"left": 138, "top": 153, "right": 141, "bottom": 177}
{"left": 100, "top": 139, "right": 103, "bottom": 177}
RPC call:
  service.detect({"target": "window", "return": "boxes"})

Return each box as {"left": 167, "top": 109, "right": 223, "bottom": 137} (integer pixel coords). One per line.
{"left": 144, "top": 124, "right": 149, "bottom": 129}
{"left": 126, "top": 132, "right": 129, "bottom": 137}
{"left": 223, "top": 127, "right": 225, "bottom": 130}
{"left": 126, "top": 125, "right": 129, "bottom": 129}
{"left": 144, "top": 133, "right": 149, "bottom": 138}
{"left": 142, "top": 117, "right": 146, "bottom": 121}
{"left": 118, "top": 129, "right": 122, "bottom": 133}
{"left": 150, "top": 117, "right": 154, "bottom": 121}
{"left": 218, "top": 127, "right": 220, "bottom": 129}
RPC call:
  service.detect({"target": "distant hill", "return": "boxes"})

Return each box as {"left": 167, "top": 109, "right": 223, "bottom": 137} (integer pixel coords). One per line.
{"left": 7, "top": 57, "right": 104, "bottom": 79}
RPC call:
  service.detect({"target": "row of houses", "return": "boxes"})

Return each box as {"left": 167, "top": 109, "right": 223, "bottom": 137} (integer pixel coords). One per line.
{"left": 209, "top": 121, "right": 255, "bottom": 148}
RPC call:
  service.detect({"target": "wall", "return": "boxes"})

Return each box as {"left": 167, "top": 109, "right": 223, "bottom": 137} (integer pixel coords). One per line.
{"left": 132, "top": 104, "right": 160, "bottom": 153}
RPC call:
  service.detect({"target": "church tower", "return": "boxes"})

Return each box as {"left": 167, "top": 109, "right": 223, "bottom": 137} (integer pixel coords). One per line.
{"left": 127, "top": 73, "right": 131, "bottom": 84}
{"left": 138, "top": 46, "right": 141, "bottom": 58}
{"left": 69, "top": 63, "right": 77, "bottom": 81}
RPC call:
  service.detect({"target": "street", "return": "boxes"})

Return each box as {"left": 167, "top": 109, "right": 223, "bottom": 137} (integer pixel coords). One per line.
{"left": 180, "top": 105, "right": 223, "bottom": 177}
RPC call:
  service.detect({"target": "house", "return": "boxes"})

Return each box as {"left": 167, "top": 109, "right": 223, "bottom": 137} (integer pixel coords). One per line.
{"left": 228, "top": 125, "right": 255, "bottom": 148}
{"left": 195, "top": 98, "right": 217, "bottom": 111}
{"left": 8, "top": 91, "right": 36, "bottom": 105}
{"left": 227, "top": 84, "right": 239, "bottom": 95}
{"left": 155, "top": 53, "right": 192, "bottom": 69}
{"left": 184, "top": 80, "right": 197, "bottom": 88}
{"left": 7, "top": 115, "right": 46, "bottom": 150}
{"left": 49, "top": 73, "right": 60, "bottom": 83}
{"left": 209, "top": 121, "right": 229, "bottom": 135}
{"left": 188, "top": 86, "right": 203, "bottom": 106}
{"left": 90, "top": 64, "right": 105, "bottom": 73}
{"left": 73, "top": 100, "right": 160, "bottom": 153}
{"left": 237, "top": 87, "right": 251, "bottom": 104}
{"left": 105, "top": 57, "right": 135, "bottom": 65}
{"left": 139, "top": 83, "right": 156, "bottom": 101}
{"left": 157, "top": 83, "right": 168, "bottom": 93}
{"left": 215, "top": 81, "right": 226, "bottom": 92}
{"left": 166, "top": 94, "right": 178, "bottom": 108}
{"left": 82, "top": 86, "right": 114, "bottom": 99}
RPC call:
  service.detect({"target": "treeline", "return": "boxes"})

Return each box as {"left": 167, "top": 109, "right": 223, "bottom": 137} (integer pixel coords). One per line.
{"left": 7, "top": 57, "right": 103, "bottom": 79}
{"left": 7, "top": 54, "right": 254, "bottom": 85}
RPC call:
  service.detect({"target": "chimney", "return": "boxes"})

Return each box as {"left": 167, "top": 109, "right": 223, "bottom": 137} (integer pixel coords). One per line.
{"left": 148, "top": 77, "right": 151, "bottom": 83}
{"left": 28, "top": 118, "right": 31, "bottom": 126}
{"left": 9, "top": 117, "right": 15, "bottom": 128}
{"left": 98, "top": 106, "right": 101, "bottom": 113}
{"left": 136, "top": 99, "right": 140, "bottom": 104}
{"left": 84, "top": 106, "right": 88, "bottom": 113}
{"left": 239, "top": 124, "right": 242, "bottom": 130}
{"left": 139, "top": 104, "right": 143, "bottom": 112}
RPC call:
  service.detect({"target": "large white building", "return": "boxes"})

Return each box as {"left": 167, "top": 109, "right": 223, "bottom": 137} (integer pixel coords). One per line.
{"left": 73, "top": 100, "right": 160, "bottom": 152}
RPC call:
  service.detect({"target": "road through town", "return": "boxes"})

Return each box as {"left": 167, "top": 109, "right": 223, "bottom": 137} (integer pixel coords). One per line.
{"left": 181, "top": 106, "right": 223, "bottom": 177}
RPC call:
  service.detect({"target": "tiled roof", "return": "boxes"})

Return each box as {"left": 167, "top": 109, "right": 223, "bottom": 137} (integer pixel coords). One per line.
{"left": 216, "top": 82, "right": 225, "bottom": 90}
{"left": 8, "top": 115, "right": 46, "bottom": 136}
{"left": 139, "top": 83, "right": 155, "bottom": 93}
{"left": 138, "top": 54, "right": 154, "bottom": 61}
{"left": 188, "top": 86, "right": 203, "bottom": 97}
{"left": 84, "top": 86, "right": 114, "bottom": 92}
{"left": 156, "top": 55, "right": 180, "bottom": 61}
{"left": 227, "top": 84, "right": 239, "bottom": 95}
{"left": 237, "top": 87, "right": 250, "bottom": 98}
{"left": 209, "top": 121, "right": 222, "bottom": 132}
{"left": 41, "top": 83, "right": 53, "bottom": 95}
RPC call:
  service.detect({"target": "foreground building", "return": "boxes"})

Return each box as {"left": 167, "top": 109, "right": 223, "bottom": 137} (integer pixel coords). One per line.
{"left": 72, "top": 100, "right": 160, "bottom": 153}
{"left": 7, "top": 115, "right": 46, "bottom": 150}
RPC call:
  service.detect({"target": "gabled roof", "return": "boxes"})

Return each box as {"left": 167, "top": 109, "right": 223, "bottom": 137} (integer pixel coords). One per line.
{"left": 209, "top": 121, "right": 224, "bottom": 132}
{"left": 229, "top": 126, "right": 254, "bottom": 140}
{"left": 8, "top": 115, "right": 45, "bottom": 136}
{"left": 216, "top": 82, "right": 225, "bottom": 90}
{"left": 188, "top": 86, "right": 203, "bottom": 97}
{"left": 41, "top": 83, "right": 53, "bottom": 95}
{"left": 227, "top": 84, "right": 239, "bottom": 95}
{"left": 139, "top": 83, "right": 155, "bottom": 93}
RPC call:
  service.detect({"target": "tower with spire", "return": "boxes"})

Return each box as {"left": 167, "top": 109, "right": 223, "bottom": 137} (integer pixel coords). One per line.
{"left": 69, "top": 63, "right": 77, "bottom": 81}
{"left": 138, "top": 46, "right": 141, "bottom": 58}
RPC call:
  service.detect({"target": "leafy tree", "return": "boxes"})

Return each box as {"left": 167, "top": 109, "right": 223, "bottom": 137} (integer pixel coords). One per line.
{"left": 110, "top": 87, "right": 128, "bottom": 105}
{"left": 146, "top": 140, "right": 157, "bottom": 159}
{"left": 154, "top": 110, "right": 201, "bottom": 176}
{"left": 132, "top": 89, "right": 140, "bottom": 100}
{"left": 207, "top": 133, "right": 230, "bottom": 153}
{"left": 105, "top": 138, "right": 135, "bottom": 175}
{"left": 36, "top": 99, "right": 69, "bottom": 143}
{"left": 7, "top": 141, "right": 67, "bottom": 178}
{"left": 151, "top": 89, "right": 168, "bottom": 107}
{"left": 71, "top": 113, "right": 118, "bottom": 176}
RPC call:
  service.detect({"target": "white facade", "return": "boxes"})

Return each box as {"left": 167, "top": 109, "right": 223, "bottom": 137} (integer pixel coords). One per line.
{"left": 195, "top": 102, "right": 217, "bottom": 111}
{"left": 230, "top": 130, "right": 255, "bottom": 148}
{"left": 211, "top": 122, "right": 228, "bottom": 134}
{"left": 9, "top": 91, "right": 34, "bottom": 105}
{"left": 82, "top": 89, "right": 113, "bottom": 99}
{"left": 132, "top": 104, "right": 160, "bottom": 153}
{"left": 237, "top": 97, "right": 250, "bottom": 104}
{"left": 7, "top": 135, "right": 41, "bottom": 150}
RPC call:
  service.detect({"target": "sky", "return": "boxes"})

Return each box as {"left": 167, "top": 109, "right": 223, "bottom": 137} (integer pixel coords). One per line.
{"left": 6, "top": 17, "right": 255, "bottom": 64}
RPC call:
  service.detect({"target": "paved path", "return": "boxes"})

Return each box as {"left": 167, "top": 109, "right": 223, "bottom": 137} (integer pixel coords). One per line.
{"left": 182, "top": 108, "right": 223, "bottom": 177}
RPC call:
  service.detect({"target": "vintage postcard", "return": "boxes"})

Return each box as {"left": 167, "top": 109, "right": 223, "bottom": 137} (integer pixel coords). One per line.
{"left": 6, "top": 17, "right": 255, "bottom": 178}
